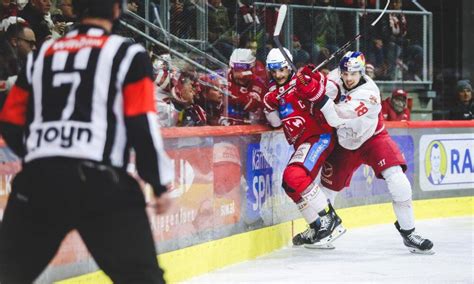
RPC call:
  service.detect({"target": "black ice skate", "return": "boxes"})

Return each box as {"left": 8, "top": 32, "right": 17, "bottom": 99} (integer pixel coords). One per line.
{"left": 292, "top": 220, "right": 335, "bottom": 249}
{"left": 395, "top": 221, "right": 435, "bottom": 255}
{"left": 304, "top": 203, "right": 346, "bottom": 249}
{"left": 292, "top": 220, "right": 319, "bottom": 246}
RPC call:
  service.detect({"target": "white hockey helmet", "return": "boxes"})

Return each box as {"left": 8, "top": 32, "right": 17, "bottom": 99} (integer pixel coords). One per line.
{"left": 266, "top": 48, "right": 292, "bottom": 70}
{"left": 229, "top": 48, "right": 256, "bottom": 70}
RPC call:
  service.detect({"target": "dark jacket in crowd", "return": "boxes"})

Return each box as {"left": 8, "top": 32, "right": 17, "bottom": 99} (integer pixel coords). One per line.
{"left": 449, "top": 101, "right": 474, "bottom": 120}
{"left": 18, "top": 2, "right": 49, "bottom": 46}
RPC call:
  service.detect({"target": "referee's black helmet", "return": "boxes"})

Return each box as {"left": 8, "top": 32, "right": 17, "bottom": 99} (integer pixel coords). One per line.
{"left": 73, "top": 0, "right": 127, "bottom": 20}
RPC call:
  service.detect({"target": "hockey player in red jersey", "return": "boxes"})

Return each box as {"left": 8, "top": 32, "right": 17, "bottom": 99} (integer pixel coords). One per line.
{"left": 263, "top": 48, "right": 345, "bottom": 247}
{"left": 381, "top": 88, "right": 411, "bottom": 121}
{"left": 223, "top": 48, "right": 268, "bottom": 125}
{"left": 197, "top": 73, "right": 225, "bottom": 126}
{"left": 311, "top": 51, "right": 433, "bottom": 254}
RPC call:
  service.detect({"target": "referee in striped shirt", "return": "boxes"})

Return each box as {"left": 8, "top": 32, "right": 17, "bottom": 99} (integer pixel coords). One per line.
{"left": 0, "top": 0, "right": 172, "bottom": 283}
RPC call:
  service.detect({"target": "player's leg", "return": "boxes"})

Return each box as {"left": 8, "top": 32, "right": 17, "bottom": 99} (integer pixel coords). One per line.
{"left": 319, "top": 142, "right": 360, "bottom": 202}
{"left": 283, "top": 134, "right": 344, "bottom": 246}
{"left": 300, "top": 141, "right": 365, "bottom": 247}
{"left": 381, "top": 166, "right": 434, "bottom": 254}
{"left": 320, "top": 185, "right": 339, "bottom": 205}
{"left": 0, "top": 168, "right": 71, "bottom": 283}
{"left": 77, "top": 167, "right": 165, "bottom": 283}
{"left": 365, "top": 132, "right": 434, "bottom": 254}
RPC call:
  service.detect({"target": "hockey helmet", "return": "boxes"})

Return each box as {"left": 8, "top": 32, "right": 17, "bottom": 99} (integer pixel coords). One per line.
{"left": 339, "top": 51, "right": 366, "bottom": 74}
{"left": 266, "top": 48, "right": 293, "bottom": 71}
{"left": 229, "top": 48, "right": 256, "bottom": 70}
{"left": 392, "top": 89, "right": 408, "bottom": 98}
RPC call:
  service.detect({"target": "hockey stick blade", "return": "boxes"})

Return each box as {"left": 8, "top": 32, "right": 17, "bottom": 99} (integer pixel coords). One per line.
{"left": 371, "top": 0, "right": 391, "bottom": 27}
{"left": 272, "top": 4, "right": 301, "bottom": 81}
{"left": 273, "top": 4, "right": 287, "bottom": 37}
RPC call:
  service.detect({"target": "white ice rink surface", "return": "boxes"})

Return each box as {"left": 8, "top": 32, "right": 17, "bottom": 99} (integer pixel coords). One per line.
{"left": 185, "top": 217, "right": 473, "bottom": 283}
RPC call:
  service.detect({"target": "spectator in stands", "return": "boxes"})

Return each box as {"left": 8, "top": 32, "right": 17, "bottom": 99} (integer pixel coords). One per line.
{"left": 16, "top": 0, "right": 28, "bottom": 10}
{"left": 207, "top": 0, "right": 235, "bottom": 59}
{"left": 52, "top": 0, "right": 76, "bottom": 24}
{"left": 51, "top": 0, "right": 75, "bottom": 37}
{"left": 127, "top": 0, "right": 139, "bottom": 13}
{"left": 449, "top": 80, "right": 473, "bottom": 120}
{"left": 312, "top": 0, "right": 345, "bottom": 69}
{"left": 245, "top": 38, "right": 267, "bottom": 82}
{"left": 170, "top": 0, "right": 195, "bottom": 39}
{"left": 0, "top": 23, "right": 35, "bottom": 108}
{"left": 381, "top": 88, "right": 411, "bottom": 121}
{"left": 292, "top": 35, "right": 310, "bottom": 68}
{"left": 0, "top": 0, "right": 18, "bottom": 20}
{"left": 230, "top": 0, "right": 260, "bottom": 36}
{"left": 365, "top": 63, "right": 376, "bottom": 79}
{"left": 293, "top": 0, "right": 319, "bottom": 64}
{"left": 376, "top": 0, "right": 423, "bottom": 80}
{"left": 365, "top": 38, "right": 388, "bottom": 79}
{"left": 246, "top": 38, "right": 267, "bottom": 81}
{"left": 18, "top": 0, "right": 53, "bottom": 45}
{"left": 2, "top": 23, "right": 35, "bottom": 69}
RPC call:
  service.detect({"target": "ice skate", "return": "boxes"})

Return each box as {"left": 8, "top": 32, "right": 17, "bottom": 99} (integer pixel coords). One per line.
{"left": 304, "top": 204, "right": 346, "bottom": 249}
{"left": 292, "top": 220, "right": 335, "bottom": 249}
{"left": 395, "top": 221, "right": 435, "bottom": 255}
{"left": 292, "top": 223, "right": 317, "bottom": 246}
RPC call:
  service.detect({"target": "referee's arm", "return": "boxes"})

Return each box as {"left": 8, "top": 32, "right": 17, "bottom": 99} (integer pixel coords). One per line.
{"left": 123, "top": 50, "right": 173, "bottom": 197}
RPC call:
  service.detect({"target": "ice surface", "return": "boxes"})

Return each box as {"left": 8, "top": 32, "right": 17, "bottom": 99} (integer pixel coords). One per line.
{"left": 185, "top": 217, "right": 473, "bottom": 283}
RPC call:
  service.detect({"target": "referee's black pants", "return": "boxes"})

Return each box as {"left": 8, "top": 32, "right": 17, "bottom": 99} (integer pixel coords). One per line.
{"left": 0, "top": 158, "right": 165, "bottom": 284}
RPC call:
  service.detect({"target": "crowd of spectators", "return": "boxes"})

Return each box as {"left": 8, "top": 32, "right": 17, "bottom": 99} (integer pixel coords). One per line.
{"left": 165, "top": 0, "right": 425, "bottom": 82}
{"left": 0, "top": 0, "right": 472, "bottom": 127}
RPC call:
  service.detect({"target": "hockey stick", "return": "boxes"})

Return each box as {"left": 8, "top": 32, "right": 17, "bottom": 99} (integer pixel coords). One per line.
{"left": 276, "top": 0, "right": 391, "bottom": 99}
{"left": 272, "top": 5, "right": 307, "bottom": 85}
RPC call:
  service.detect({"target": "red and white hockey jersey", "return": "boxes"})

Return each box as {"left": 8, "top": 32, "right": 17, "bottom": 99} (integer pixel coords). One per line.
{"left": 264, "top": 73, "right": 332, "bottom": 146}
{"left": 225, "top": 72, "right": 267, "bottom": 124}
{"left": 326, "top": 69, "right": 385, "bottom": 150}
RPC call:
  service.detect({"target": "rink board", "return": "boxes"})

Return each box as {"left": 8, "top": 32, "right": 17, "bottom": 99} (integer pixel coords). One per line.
{"left": 0, "top": 121, "right": 472, "bottom": 283}
{"left": 57, "top": 196, "right": 473, "bottom": 283}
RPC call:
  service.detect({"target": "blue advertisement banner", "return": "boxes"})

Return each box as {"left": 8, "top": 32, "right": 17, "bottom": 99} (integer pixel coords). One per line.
{"left": 244, "top": 143, "right": 274, "bottom": 225}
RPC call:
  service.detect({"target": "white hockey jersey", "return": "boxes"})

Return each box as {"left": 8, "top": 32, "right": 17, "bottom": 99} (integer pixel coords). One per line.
{"left": 326, "top": 69, "right": 384, "bottom": 150}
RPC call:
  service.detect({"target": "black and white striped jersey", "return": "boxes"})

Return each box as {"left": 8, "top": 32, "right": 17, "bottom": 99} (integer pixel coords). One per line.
{"left": 0, "top": 25, "right": 173, "bottom": 195}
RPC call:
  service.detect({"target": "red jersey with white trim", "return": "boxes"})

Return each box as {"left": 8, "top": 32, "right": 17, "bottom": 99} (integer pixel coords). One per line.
{"left": 226, "top": 72, "right": 267, "bottom": 123}
{"left": 381, "top": 97, "right": 410, "bottom": 121}
{"left": 263, "top": 73, "right": 332, "bottom": 146}
{"left": 0, "top": 25, "right": 173, "bottom": 195}
{"left": 326, "top": 69, "right": 384, "bottom": 150}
